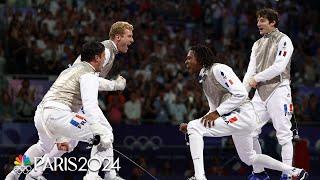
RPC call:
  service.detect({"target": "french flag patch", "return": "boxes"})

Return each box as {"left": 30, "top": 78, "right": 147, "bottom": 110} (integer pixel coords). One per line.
{"left": 70, "top": 114, "right": 87, "bottom": 129}
{"left": 278, "top": 51, "right": 287, "bottom": 57}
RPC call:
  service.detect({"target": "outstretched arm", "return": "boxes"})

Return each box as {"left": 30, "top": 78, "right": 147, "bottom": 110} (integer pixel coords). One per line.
{"left": 98, "top": 75, "right": 126, "bottom": 91}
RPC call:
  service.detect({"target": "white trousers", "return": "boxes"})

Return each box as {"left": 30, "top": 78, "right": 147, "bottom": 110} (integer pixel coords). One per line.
{"left": 27, "top": 105, "right": 115, "bottom": 178}
{"left": 252, "top": 84, "right": 293, "bottom": 145}
{"left": 33, "top": 105, "right": 113, "bottom": 154}
{"left": 187, "top": 102, "right": 260, "bottom": 165}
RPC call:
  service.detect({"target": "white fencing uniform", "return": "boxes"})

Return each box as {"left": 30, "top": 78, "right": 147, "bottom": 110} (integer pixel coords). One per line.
{"left": 23, "top": 41, "right": 123, "bottom": 179}
{"left": 243, "top": 28, "right": 294, "bottom": 174}
{"left": 37, "top": 62, "right": 112, "bottom": 144}
{"left": 188, "top": 63, "right": 258, "bottom": 137}
{"left": 5, "top": 41, "right": 123, "bottom": 179}
{"left": 72, "top": 40, "right": 122, "bottom": 179}
{"left": 23, "top": 62, "right": 98, "bottom": 163}
{"left": 187, "top": 63, "right": 300, "bottom": 180}
{"left": 19, "top": 62, "right": 118, "bottom": 179}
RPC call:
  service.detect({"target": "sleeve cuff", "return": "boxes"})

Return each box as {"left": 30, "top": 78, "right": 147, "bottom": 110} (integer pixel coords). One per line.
{"left": 99, "top": 78, "right": 116, "bottom": 91}
{"left": 253, "top": 75, "right": 260, "bottom": 83}
{"left": 215, "top": 108, "right": 223, "bottom": 116}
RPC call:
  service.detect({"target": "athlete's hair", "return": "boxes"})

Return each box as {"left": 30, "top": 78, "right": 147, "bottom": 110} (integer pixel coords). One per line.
{"left": 256, "top": 8, "right": 279, "bottom": 27}
{"left": 109, "top": 21, "right": 134, "bottom": 39}
{"left": 80, "top": 41, "right": 105, "bottom": 62}
{"left": 190, "top": 45, "right": 217, "bottom": 68}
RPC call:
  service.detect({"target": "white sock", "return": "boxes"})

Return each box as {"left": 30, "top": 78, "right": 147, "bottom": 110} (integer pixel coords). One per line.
{"left": 253, "top": 154, "right": 294, "bottom": 173}
{"left": 188, "top": 132, "right": 205, "bottom": 179}
{"left": 104, "top": 146, "right": 117, "bottom": 179}
{"left": 281, "top": 141, "right": 293, "bottom": 174}
{"left": 252, "top": 137, "right": 265, "bottom": 173}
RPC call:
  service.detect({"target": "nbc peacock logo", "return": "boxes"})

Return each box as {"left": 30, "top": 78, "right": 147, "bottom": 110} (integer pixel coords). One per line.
{"left": 14, "top": 154, "right": 31, "bottom": 166}
{"left": 13, "top": 155, "right": 32, "bottom": 175}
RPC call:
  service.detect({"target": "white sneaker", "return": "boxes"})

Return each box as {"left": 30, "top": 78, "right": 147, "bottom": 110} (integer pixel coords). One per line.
{"left": 4, "top": 171, "right": 19, "bottom": 180}
{"left": 187, "top": 176, "right": 207, "bottom": 180}
{"left": 83, "top": 174, "right": 104, "bottom": 180}
{"left": 25, "top": 174, "right": 47, "bottom": 180}
{"left": 104, "top": 172, "right": 125, "bottom": 180}
{"left": 291, "top": 168, "right": 309, "bottom": 180}
{"left": 110, "top": 176, "right": 125, "bottom": 180}
{"left": 187, "top": 177, "right": 196, "bottom": 180}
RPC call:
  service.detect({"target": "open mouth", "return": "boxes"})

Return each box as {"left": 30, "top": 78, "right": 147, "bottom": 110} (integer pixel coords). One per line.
{"left": 125, "top": 43, "right": 132, "bottom": 50}
{"left": 123, "top": 44, "right": 129, "bottom": 51}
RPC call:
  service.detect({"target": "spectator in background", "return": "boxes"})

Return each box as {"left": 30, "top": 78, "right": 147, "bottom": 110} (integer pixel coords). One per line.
{"left": 161, "top": 160, "right": 173, "bottom": 176}
{"left": 141, "top": 86, "right": 157, "bottom": 122}
{"left": 164, "top": 84, "right": 176, "bottom": 105}
{"left": 292, "top": 88, "right": 304, "bottom": 121}
{"left": 301, "top": 96, "right": 312, "bottom": 122}
{"left": 15, "top": 79, "right": 36, "bottom": 121}
{"left": 303, "top": 55, "right": 316, "bottom": 86}
{"left": 306, "top": 94, "right": 320, "bottom": 121}
{"left": 207, "top": 156, "right": 224, "bottom": 176}
{"left": 153, "top": 92, "right": 170, "bottom": 124}
{"left": 313, "top": 47, "right": 320, "bottom": 85}
{"left": 7, "top": 21, "right": 28, "bottom": 73}
{"left": 0, "top": 44, "right": 6, "bottom": 75}
{"left": 106, "top": 92, "right": 125, "bottom": 125}
{"left": 1, "top": 0, "right": 320, "bottom": 128}
{"left": 124, "top": 91, "right": 142, "bottom": 125}
{"left": 0, "top": 90, "right": 16, "bottom": 122}
{"left": 169, "top": 96, "right": 187, "bottom": 125}
{"left": 0, "top": 78, "right": 8, "bottom": 94}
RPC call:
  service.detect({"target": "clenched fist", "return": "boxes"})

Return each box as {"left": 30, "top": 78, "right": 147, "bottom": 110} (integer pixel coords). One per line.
{"left": 114, "top": 75, "right": 126, "bottom": 90}
{"left": 249, "top": 77, "right": 257, "bottom": 88}
{"left": 179, "top": 123, "right": 188, "bottom": 134}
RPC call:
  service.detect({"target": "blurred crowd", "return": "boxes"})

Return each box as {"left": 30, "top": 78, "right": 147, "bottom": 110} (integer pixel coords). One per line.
{"left": 0, "top": 0, "right": 320, "bottom": 124}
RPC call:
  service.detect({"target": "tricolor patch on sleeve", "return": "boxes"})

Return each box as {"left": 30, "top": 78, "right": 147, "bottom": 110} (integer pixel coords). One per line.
{"left": 278, "top": 51, "right": 287, "bottom": 57}
{"left": 220, "top": 71, "right": 227, "bottom": 79}
{"left": 70, "top": 114, "right": 87, "bottom": 129}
